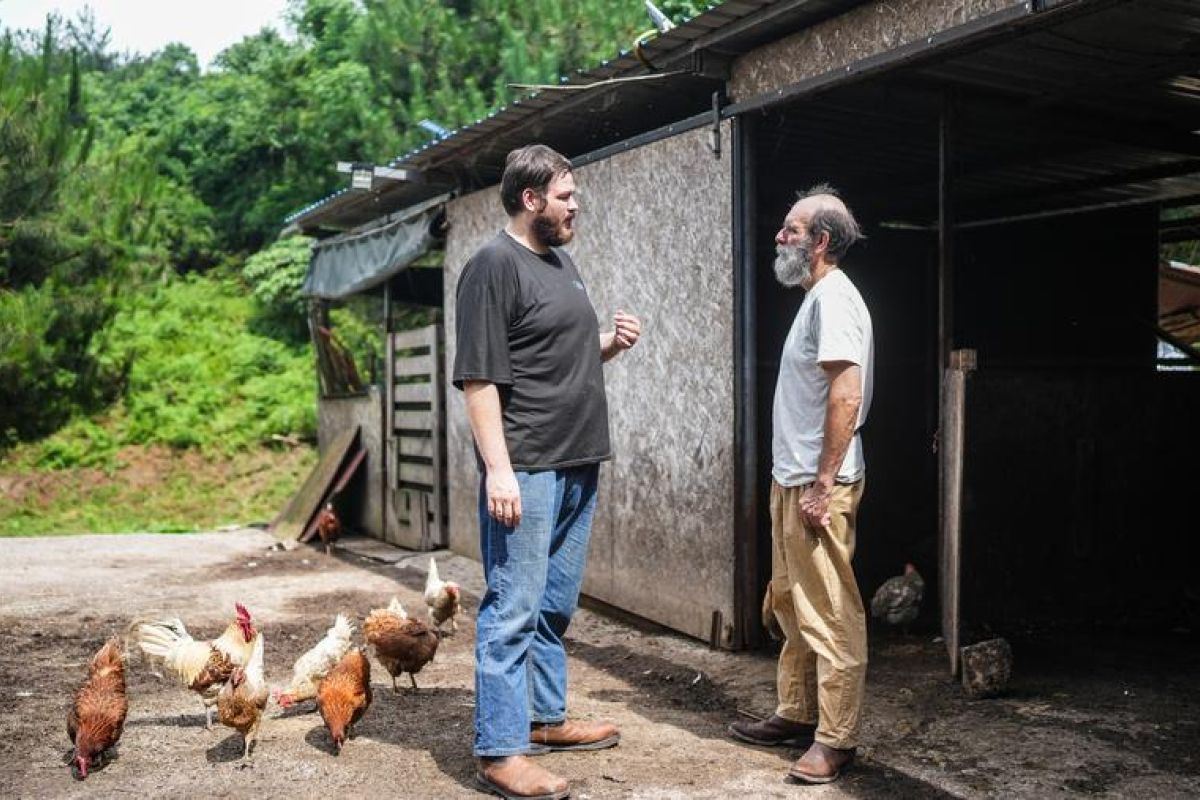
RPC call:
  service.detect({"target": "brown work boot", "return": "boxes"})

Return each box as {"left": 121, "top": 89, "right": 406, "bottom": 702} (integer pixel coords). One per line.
{"left": 476, "top": 755, "right": 569, "bottom": 800}
{"left": 787, "top": 741, "right": 857, "bottom": 784}
{"left": 728, "top": 714, "right": 816, "bottom": 748}
{"left": 530, "top": 719, "right": 620, "bottom": 751}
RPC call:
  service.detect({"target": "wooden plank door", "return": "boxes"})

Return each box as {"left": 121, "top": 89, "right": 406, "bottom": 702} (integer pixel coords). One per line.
{"left": 385, "top": 323, "right": 447, "bottom": 550}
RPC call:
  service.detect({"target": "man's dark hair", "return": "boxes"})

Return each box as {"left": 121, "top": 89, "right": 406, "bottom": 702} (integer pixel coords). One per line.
{"left": 798, "top": 183, "right": 863, "bottom": 263}
{"left": 500, "top": 144, "right": 572, "bottom": 215}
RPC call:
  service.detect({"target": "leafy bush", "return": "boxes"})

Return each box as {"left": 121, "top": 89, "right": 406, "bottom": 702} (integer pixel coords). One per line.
{"left": 32, "top": 417, "right": 117, "bottom": 469}
{"left": 242, "top": 235, "right": 314, "bottom": 341}
{"left": 104, "top": 274, "right": 317, "bottom": 456}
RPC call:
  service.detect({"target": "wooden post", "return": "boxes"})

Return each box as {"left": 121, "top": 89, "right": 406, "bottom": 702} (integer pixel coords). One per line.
{"left": 941, "top": 349, "right": 975, "bottom": 676}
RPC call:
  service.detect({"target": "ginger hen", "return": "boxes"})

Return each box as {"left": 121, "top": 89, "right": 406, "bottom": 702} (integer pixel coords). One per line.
{"left": 274, "top": 613, "right": 354, "bottom": 710}
{"left": 130, "top": 602, "right": 258, "bottom": 729}
{"left": 364, "top": 597, "right": 439, "bottom": 692}
{"left": 316, "top": 502, "right": 340, "bottom": 556}
{"left": 67, "top": 637, "right": 127, "bottom": 780}
{"left": 424, "top": 557, "right": 462, "bottom": 633}
{"left": 317, "top": 648, "right": 372, "bottom": 754}
{"left": 217, "top": 632, "right": 268, "bottom": 759}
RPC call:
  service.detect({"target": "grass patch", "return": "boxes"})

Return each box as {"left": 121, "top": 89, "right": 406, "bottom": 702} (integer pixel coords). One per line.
{"left": 0, "top": 271, "right": 324, "bottom": 536}
{"left": 0, "top": 443, "right": 316, "bottom": 536}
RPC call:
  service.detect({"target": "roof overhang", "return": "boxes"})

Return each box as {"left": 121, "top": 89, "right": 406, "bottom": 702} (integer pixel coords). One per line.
{"left": 285, "top": 0, "right": 872, "bottom": 234}
{"left": 740, "top": 0, "right": 1200, "bottom": 225}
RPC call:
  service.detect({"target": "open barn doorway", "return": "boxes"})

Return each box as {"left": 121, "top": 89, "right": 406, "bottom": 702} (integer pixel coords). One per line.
{"left": 740, "top": 0, "right": 1200, "bottom": 665}
{"left": 744, "top": 87, "right": 943, "bottom": 647}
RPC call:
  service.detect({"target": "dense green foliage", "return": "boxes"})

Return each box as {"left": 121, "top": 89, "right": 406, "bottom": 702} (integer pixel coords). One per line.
{"left": 1, "top": 24, "right": 124, "bottom": 444}
{"left": 26, "top": 274, "right": 316, "bottom": 468}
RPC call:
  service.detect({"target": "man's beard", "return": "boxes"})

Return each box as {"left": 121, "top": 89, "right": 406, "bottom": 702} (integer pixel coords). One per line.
{"left": 773, "top": 240, "right": 813, "bottom": 287}
{"left": 532, "top": 211, "right": 573, "bottom": 247}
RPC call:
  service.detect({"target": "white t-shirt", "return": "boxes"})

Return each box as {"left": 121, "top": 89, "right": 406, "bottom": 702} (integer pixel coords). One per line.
{"left": 772, "top": 268, "right": 874, "bottom": 486}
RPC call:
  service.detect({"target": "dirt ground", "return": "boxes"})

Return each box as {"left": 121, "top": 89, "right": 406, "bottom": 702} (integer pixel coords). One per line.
{"left": 2, "top": 529, "right": 1198, "bottom": 799}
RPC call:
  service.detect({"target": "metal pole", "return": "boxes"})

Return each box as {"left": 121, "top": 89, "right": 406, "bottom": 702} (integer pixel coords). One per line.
{"left": 939, "top": 98, "right": 955, "bottom": 373}
{"left": 732, "top": 113, "right": 759, "bottom": 650}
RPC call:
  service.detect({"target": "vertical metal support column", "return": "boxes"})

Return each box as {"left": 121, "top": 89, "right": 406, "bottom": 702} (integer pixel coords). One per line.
{"left": 732, "top": 113, "right": 760, "bottom": 650}
{"left": 938, "top": 97, "right": 962, "bottom": 674}
{"left": 938, "top": 100, "right": 955, "bottom": 376}
{"left": 381, "top": 281, "right": 392, "bottom": 543}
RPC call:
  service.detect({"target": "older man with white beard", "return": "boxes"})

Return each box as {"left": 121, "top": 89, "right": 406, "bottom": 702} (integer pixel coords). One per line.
{"left": 729, "top": 185, "right": 873, "bottom": 785}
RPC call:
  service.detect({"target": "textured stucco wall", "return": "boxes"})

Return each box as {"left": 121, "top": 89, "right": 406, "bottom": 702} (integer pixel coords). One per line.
{"left": 730, "top": 0, "right": 1023, "bottom": 101}
{"left": 444, "top": 189, "right": 504, "bottom": 561}
{"left": 318, "top": 390, "right": 384, "bottom": 538}
{"left": 443, "top": 123, "right": 736, "bottom": 643}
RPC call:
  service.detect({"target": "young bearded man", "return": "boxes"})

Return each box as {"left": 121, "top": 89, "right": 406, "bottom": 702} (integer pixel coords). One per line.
{"left": 453, "top": 144, "right": 641, "bottom": 800}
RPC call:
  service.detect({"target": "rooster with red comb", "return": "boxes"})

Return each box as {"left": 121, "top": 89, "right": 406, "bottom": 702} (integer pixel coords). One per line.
{"left": 130, "top": 603, "right": 259, "bottom": 729}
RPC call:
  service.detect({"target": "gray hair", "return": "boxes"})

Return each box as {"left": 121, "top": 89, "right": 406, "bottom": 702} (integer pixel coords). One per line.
{"left": 797, "top": 183, "right": 863, "bottom": 263}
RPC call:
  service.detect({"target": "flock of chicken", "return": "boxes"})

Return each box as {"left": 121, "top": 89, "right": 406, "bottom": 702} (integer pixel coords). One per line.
{"left": 66, "top": 558, "right": 463, "bottom": 779}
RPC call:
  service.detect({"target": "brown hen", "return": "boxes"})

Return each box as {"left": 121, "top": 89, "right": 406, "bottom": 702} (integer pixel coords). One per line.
{"left": 316, "top": 502, "right": 340, "bottom": 556}
{"left": 67, "top": 637, "right": 128, "bottom": 780}
{"left": 216, "top": 633, "right": 268, "bottom": 759}
{"left": 317, "top": 648, "right": 372, "bottom": 753}
{"left": 363, "top": 598, "right": 440, "bottom": 692}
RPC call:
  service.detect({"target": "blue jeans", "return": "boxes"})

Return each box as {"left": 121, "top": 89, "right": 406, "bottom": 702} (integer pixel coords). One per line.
{"left": 473, "top": 464, "right": 599, "bottom": 757}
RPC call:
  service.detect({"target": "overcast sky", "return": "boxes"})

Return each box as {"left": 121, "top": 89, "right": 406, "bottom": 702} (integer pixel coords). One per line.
{"left": 0, "top": 0, "right": 292, "bottom": 68}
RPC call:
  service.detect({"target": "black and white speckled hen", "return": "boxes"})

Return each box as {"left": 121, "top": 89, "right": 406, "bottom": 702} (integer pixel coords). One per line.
{"left": 870, "top": 563, "right": 924, "bottom": 628}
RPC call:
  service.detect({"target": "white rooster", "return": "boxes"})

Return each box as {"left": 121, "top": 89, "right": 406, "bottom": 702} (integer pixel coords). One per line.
{"left": 273, "top": 613, "right": 354, "bottom": 710}
{"left": 423, "top": 557, "right": 462, "bottom": 633}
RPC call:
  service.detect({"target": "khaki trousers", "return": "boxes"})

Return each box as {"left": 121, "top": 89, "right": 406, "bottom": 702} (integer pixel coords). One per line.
{"left": 769, "top": 478, "right": 866, "bottom": 749}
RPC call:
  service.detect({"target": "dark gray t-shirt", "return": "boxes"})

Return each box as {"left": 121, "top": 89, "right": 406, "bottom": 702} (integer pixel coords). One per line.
{"left": 452, "top": 231, "right": 612, "bottom": 471}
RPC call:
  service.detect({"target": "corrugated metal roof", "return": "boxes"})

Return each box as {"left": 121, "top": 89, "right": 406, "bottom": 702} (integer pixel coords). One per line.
{"left": 290, "top": 0, "right": 1200, "bottom": 234}
{"left": 288, "top": 0, "right": 866, "bottom": 233}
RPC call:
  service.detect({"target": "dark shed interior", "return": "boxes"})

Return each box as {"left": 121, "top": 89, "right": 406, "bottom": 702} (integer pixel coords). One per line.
{"left": 744, "top": 0, "right": 1200, "bottom": 645}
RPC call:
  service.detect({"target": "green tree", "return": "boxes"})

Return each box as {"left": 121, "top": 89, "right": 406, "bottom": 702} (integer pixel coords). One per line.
{"left": 0, "top": 20, "right": 180, "bottom": 445}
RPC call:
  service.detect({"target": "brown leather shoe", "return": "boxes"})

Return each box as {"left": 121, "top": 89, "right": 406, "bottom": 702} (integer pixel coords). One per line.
{"left": 476, "top": 756, "right": 569, "bottom": 800}
{"left": 530, "top": 720, "right": 620, "bottom": 751}
{"left": 728, "top": 714, "right": 816, "bottom": 748}
{"left": 787, "top": 741, "right": 856, "bottom": 784}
